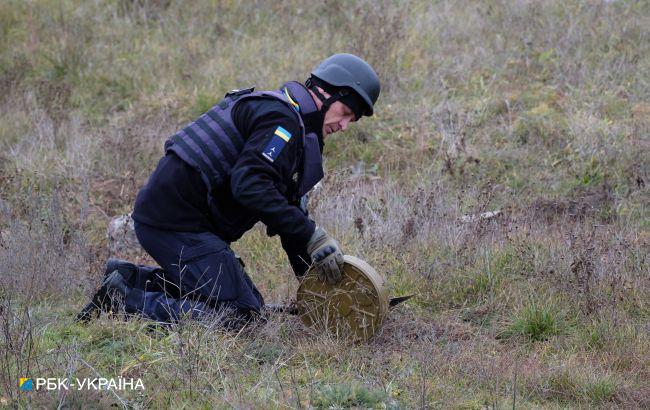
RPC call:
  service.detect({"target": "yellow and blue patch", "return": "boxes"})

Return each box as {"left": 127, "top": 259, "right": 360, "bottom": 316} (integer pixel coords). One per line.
{"left": 283, "top": 87, "right": 300, "bottom": 112}
{"left": 262, "top": 126, "right": 292, "bottom": 162}
{"left": 19, "top": 378, "right": 33, "bottom": 391}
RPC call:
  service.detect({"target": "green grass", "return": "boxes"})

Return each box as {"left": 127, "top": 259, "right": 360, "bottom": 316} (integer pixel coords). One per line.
{"left": 501, "top": 302, "right": 562, "bottom": 342}
{"left": 537, "top": 370, "right": 620, "bottom": 405}
{"left": 312, "top": 383, "right": 388, "bottom": 409}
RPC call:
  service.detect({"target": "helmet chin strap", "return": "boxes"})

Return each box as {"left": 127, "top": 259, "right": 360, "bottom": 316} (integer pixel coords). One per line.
{"left": 306, "top": 78, "right": 350, "bottom": 110}
{"left": 304, "top": 78, "right": 350, "bottom": 141}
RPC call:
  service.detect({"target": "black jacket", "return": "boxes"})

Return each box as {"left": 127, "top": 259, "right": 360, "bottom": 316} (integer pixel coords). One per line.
{"left": 132, "top": 95, "right": 318, "bottom": 276}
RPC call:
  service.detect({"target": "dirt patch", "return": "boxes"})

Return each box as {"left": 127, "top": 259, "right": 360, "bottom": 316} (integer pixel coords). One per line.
{"left": 370, "top": 308, "right": 448, "bottom": 350}
{"left": 90, "top": 175, "right": 144, "bottom": 217}
{"left": 529, "top": 184, "right": 615, "bottom": 224}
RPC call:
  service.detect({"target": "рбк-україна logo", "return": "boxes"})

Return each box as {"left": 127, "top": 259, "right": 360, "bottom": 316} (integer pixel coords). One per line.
{"left": 19, "top": 378, "right": 33, "bottom": 391}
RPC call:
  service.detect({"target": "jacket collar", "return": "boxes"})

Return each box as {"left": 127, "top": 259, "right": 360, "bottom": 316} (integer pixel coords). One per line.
{"left": 281, "top": 81, "right": 324, "bottom": 150}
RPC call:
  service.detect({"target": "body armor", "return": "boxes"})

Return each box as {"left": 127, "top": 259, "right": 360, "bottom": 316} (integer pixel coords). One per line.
{"left": 165, "top": 82, "right": 324, "bottom": 202}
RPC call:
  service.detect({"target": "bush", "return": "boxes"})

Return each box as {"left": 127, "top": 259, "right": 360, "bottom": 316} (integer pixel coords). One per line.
{"left": 312, "top": 383, "right": 387, "bottom": 409}
{"left": 500, "top": 302, "right": 561, "bottom": 342}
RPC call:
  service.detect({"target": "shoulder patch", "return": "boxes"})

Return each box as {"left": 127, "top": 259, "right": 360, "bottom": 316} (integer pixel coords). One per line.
{"left": 262, "top": 126, "right": 292, "bottom": 162}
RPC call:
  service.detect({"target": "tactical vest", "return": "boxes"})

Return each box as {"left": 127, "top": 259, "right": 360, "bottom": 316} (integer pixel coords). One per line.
{"left": 164, "top": 82, "right": 324, "bottom": 203}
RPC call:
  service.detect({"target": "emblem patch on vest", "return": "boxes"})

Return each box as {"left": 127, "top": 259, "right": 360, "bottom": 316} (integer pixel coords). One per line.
{"left": 262, "top": 126, "right": 292, "bottom": 163}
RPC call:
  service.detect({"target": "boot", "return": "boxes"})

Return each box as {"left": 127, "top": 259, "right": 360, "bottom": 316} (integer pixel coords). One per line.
{"left": 105, "top": 258, "right": 136, "bottom": 286}
{"left": 75, "top": 261, "right": 132, "bottom": 323}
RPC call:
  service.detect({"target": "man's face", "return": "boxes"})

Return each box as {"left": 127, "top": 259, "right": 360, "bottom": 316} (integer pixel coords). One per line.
{"left": 308, "top": 86, "right": 360, "bottom": 137}
{"left": 322, "top": 100, "right": 357, "bottom": 137}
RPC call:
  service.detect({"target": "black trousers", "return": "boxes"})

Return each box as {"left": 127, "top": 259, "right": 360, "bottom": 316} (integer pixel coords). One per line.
{"left": 119, "top": 221, "right": 264, "bottom": 325}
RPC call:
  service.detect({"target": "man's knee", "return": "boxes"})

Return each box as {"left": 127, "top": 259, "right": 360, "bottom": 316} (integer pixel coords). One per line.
{"left": 176, "top": 244, "right": 262, "bottom": 310}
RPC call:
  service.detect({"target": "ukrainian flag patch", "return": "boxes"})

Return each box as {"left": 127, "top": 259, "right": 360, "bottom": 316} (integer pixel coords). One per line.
{"left": 262, "top": 126, "right": 292, "bottom": 162}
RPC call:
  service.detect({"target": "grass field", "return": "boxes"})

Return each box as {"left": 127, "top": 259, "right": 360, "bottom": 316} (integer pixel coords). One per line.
{"left": 1, "top": 0, "right": 648, "bottom": 408}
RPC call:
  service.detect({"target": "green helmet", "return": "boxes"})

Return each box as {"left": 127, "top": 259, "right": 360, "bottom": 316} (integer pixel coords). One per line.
{"left": 310, "top": 53, "right": 380, "bottom": 118}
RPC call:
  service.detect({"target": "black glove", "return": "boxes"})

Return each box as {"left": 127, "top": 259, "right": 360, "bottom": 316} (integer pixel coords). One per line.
{"left": 306, "top": 227, "right": 344, "bottom": 284}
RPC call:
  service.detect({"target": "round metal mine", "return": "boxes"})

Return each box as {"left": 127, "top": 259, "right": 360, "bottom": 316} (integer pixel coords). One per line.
{"left": 296, "top": 255, "right": 389, "bottom": 342}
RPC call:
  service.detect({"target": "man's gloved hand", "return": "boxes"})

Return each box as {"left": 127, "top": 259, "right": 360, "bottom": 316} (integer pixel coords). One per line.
{"left": 306, "top": 226, "right": 344, "bottom": 284}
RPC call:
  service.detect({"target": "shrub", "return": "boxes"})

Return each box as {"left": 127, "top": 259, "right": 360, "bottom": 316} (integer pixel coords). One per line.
{"left": 312, "top": 383, "right": 387, "bottom": 409}
{"left": 500, "top": 302, "right": 561, "bottom": 342}
{"left": 537, "top": 370, "right": 619, "bottom": 405}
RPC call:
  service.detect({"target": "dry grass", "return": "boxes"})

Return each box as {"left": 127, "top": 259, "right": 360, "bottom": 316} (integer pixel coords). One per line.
{"left": 1, "top": 0, "right": 649, "bottom": 407}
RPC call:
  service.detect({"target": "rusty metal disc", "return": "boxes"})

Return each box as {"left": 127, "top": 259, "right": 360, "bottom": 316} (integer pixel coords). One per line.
{"left": 296, "top": 255, "right": 389, "bottom": 342}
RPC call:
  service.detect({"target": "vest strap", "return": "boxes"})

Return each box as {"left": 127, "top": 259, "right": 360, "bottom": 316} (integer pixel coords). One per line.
{"left": 170, "top": 134, "right": 219, "bottom": 190}
{"left": 194, "top": 116, "right": 237, "bottom": 164}
{"left": 181, "top": 127, "right": 229, "bottom": 178}
{"left": 206, "top": 110, "right": 244, "bottom": 152}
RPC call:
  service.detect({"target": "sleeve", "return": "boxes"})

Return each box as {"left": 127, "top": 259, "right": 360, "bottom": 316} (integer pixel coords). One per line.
{"left": 280, "top": 195, "right": 312, "bottom": 277}
{"left": 281, "top": 233, "right": 312, "bottom": 278}
{"left": 229, "top": 103, "right": 316, "bottom": 246}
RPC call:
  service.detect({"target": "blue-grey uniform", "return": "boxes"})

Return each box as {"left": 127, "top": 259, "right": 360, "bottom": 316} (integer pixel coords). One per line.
{"left": 119, "top": 81, "right": 325, "bottom": 325}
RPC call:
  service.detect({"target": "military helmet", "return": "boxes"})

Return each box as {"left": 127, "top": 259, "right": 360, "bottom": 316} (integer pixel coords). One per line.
{"left": 309, "top": 53, "right": 380, "bottom": 118}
